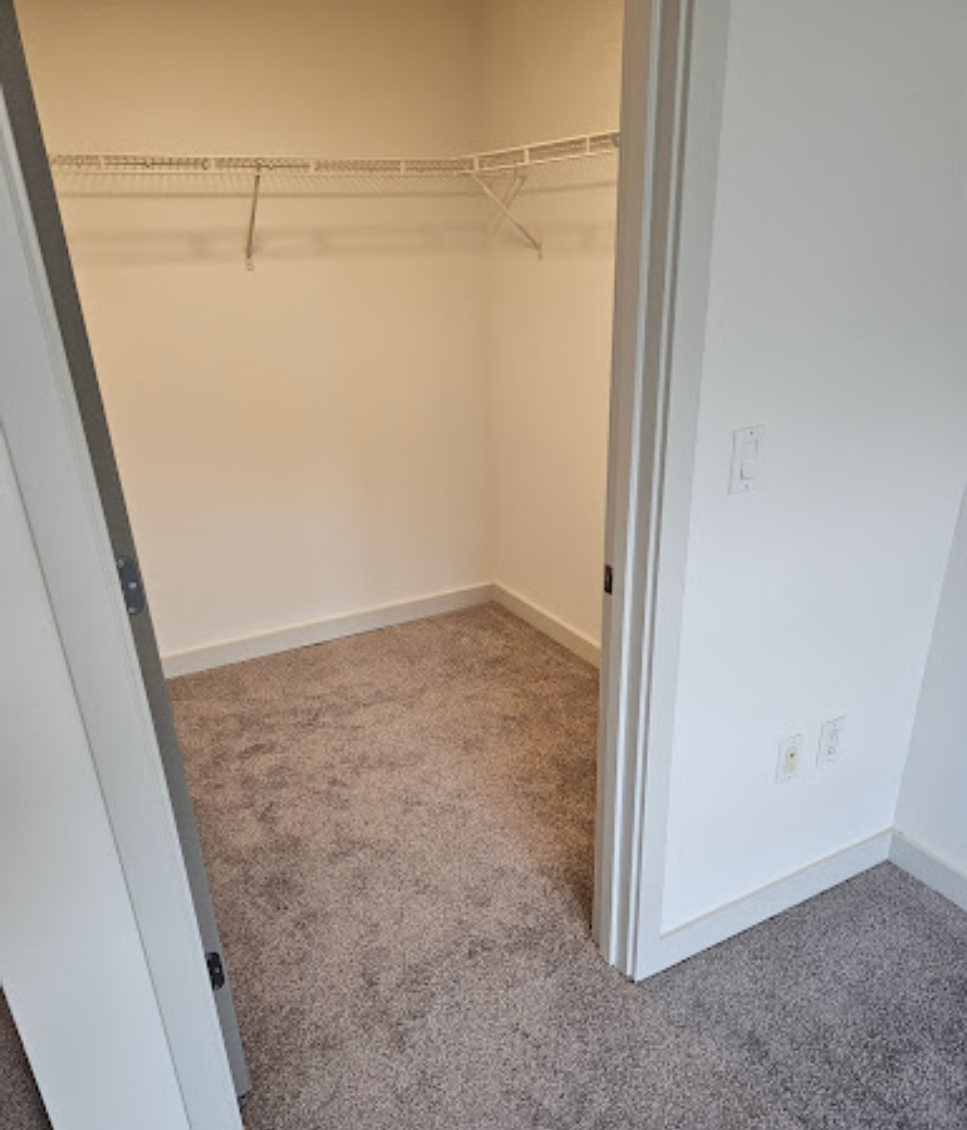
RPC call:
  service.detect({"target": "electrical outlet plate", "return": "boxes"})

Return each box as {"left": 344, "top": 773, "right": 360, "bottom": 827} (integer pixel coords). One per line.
{"left": 776, "top": 733, "right": 804, "bottom": 783}
{"left": 818, "top": 717, "right": 846, "bottom": 766}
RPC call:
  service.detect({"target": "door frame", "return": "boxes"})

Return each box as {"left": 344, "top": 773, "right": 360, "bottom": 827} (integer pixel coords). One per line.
{"left": 593, "top": 0, "right": 731, "bottom": 979}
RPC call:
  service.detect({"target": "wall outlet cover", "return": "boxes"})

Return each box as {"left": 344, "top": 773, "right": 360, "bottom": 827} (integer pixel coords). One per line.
{"left": 818, "top": 717, "right": 846, "bottom": 765}
{"left": 776, "top": 733, "right": 804, "bottom": 783}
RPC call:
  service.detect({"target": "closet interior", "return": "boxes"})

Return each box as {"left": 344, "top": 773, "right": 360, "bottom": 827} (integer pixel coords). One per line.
{"left": 14, "top": 0, "right": 625, "bottom": 1122}
{"left": 24, "top": 0, "right": 623, "bottom": 673}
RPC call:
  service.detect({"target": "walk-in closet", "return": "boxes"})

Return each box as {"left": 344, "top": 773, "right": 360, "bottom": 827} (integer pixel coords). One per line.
{"left": 23, "top": 0, "right": 623, "bottom": 675}
{"left": 8, "top": 2, "right": 625, "bottom": 1126}
{"left": 6, "top": 3, "right": 967, "bottom": 1130}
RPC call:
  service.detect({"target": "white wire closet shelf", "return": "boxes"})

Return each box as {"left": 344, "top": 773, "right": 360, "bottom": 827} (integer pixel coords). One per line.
{"left": 49, "top": 129, "right": 620, "bottom": 266}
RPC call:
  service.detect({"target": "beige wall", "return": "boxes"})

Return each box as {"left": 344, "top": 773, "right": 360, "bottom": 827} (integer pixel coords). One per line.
{"left": 477, "top": 0, "right": 623, "bottom": 149}
{"left": 19, "top": 0, "right": 491, "bottom": 660}
{"left": 18, "top": 0, "right": 621, "bottom": 661}
{"left": 481, "top": 0, "right": 624, "bottom": 646}
{"left": 19, "top": 0, "right": 483, "bottom": 155}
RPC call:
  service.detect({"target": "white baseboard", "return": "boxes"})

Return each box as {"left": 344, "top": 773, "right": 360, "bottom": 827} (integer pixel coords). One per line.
{"left": 639, "top": 830, "right": 894, "bottom": 978}
{"left": 490, "top": 583, "right": 601, "bottom": 667}
{"left": 163, "top": 582, "right": 602, "bottom": 677}
{"left": 162, "top": 584, "right": 494, "bottom": 677}
{"left": 889, "top": 831, "right": 967, "bottom": 914}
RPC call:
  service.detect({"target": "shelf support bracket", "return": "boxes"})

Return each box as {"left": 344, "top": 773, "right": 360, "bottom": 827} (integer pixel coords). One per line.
{"left": 245, "top": 170, "right": 262, "bottom": 270}
{"left": 471, "top": 172, "right": 541, "bottom": 258}
{"left": 487, "top": 173, "right": 527, "bottom": 241}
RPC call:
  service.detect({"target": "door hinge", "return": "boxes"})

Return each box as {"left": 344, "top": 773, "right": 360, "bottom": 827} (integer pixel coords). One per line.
{"left": 116, "top": 555, "right": 146, "bottom": 616}
{"left": 206, "top": 951, "right": 226, "bottom": 991}
{"left": 604, "top": 564, "right": 614, "bottom": 595}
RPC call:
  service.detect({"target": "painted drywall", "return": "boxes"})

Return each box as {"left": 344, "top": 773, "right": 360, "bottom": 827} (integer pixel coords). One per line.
{"left": 19, "top": 0, "right": 621, "bottom": 662}
{"left": 662, "top": 0, "right": 967, "bottom": 931}
{"left": 896, "top": 493, "right": 967, "bottom": 878}
{"left": 481, "top": 0, "right": 624, "bottom": 647}
{"left": 894, "top": 9, "right": 967, "bottom": 887}
{"left": 17, "top": 0, "right": 491, "bottom": 660}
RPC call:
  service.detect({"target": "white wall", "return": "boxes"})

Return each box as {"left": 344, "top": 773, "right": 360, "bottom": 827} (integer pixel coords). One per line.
{"left": 19, "top": 0, "right": 622, "bottom": 663}
{"left": 662, "top": 0, "right": 967, "bottom": 931}
{"left": 18, "top": 0, "right": 490, "bottom": 661}
{"left": 481, "top": 0, "right": 624, "bottom": 648}
{"left": 896, "top": 493, "right": 967, "bottom": 878}
{"left": 894, "top": 8, "right": 967, "bottom": 889}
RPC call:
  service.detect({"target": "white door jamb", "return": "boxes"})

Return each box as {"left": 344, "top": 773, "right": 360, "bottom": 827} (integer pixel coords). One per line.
{"left": 594, "top": 0, "right": 731, "bottom": 979}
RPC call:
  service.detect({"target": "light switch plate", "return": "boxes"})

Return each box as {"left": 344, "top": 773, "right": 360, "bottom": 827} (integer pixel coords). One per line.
{"left": 729, "top": 426, "right": 765, "bottom": 494}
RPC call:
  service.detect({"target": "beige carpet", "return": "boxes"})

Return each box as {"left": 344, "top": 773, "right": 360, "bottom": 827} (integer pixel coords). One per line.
{"left": 3, "top": 603, "right": 967, "bottom": 1129}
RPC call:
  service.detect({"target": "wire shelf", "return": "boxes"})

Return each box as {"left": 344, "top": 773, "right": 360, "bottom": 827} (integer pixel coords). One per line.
{"left": 48, "top": 130, "right": 619, "bottom": 181}
{"left": 48, "top": 130, "right": 620, "bottom": 264}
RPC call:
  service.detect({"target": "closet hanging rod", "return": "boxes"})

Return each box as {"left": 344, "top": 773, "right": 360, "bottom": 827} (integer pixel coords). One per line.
{"left": 47, "top": 129, "right": 620, "bottom": 179}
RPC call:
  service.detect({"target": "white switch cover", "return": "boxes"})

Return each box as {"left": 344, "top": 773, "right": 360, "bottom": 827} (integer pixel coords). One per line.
{"left": 730, "top": 426, "right": 765, "bottom": 494}
{"left": 818, "top": 717, "right": 846, "bottom": 766}
{"left": 776, "top": 733, "right": 804, "bottom": 783}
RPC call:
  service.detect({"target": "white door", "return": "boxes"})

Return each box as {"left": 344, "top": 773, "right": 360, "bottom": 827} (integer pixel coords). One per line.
{"left": 0, "top": 1, "right": 250, "bottom": 1096}
{"left": 0, "top": 50, "right": 243, "bottom": 1130}
{"left": 0, "top": 430, "right": 191, "bottom": 1130}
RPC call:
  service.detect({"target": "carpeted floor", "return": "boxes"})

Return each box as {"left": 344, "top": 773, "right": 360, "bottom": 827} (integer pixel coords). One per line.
{"left": 3, "top": 603, "right": 967, "bottom": 1129}
{"left": 0, "top": 994, "right": 47, "bottom": 1128}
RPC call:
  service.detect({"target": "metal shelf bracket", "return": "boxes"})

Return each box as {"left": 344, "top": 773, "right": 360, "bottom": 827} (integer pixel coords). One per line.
{"left": 48, "top": 130, "right": 620, "bottom": 267}
{"left": 472, "top": 172, "right": 542, "bottom": 258}
{"left": 245, "top": 170, "right": 262, "bottom": 270}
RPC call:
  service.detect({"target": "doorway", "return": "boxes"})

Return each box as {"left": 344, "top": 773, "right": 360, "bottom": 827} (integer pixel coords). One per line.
{"left": 3, "top": 1, "right": 642, "bottom": 1125}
